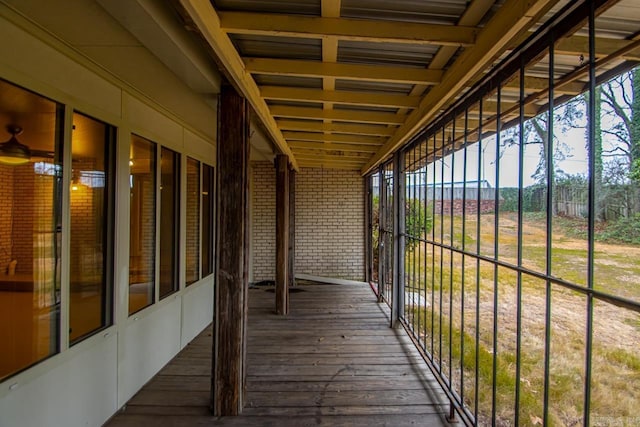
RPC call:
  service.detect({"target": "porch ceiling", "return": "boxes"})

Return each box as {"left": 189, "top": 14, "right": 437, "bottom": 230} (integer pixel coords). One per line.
{"left": 173, "top": 0, "right": 640, "bottom": 173}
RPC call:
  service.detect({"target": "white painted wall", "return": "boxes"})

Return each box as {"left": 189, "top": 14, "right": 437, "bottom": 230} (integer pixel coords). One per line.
{"left": 0, "top": 5, "right": 216, "bottom": 426}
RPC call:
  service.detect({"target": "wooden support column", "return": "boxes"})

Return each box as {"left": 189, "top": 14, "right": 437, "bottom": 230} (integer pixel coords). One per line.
{"left": 275, "top": 154, "right": 290, "bottom": 315}
{"left": 212, "top": 83, "right": 250, "bottom": 415}
{"left": 288, "top": 169, "right": 296, "bottom": 287}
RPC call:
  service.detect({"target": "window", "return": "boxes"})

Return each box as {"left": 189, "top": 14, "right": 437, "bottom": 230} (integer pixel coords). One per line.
{"left": 129, "top": 135, "right": 156, "bottom": 314}
{"left": 0, "top": 79, "right": 63, "bottom": 381}
{"left": 201, "top": 163, "right": 214, "bottom": 278}
{"left": 159, "top": 147, "right": 179, "bottom": 298}
{"left": 69, "top": 112, "right": 115, "bottom": 343}
{"left": 185, "top": 157, "right": 200, "bottom": 285}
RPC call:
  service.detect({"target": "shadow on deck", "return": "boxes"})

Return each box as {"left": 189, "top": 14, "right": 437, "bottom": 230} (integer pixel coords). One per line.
{"left": 107, "top": 282, "right": 448, "bottom": 426}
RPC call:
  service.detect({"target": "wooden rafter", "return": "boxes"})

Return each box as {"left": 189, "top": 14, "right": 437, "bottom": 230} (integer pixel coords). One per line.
{"left": 362, "top": 0, "right": 558, "bottom": 174}
{"left": 321, "top": 0, "right": 340, "bottom": 140}
{"left": 288, "top": 141, "right": 381, "bottom": 153}
{"left": 282, "top": 131, "right": 386, "bottom": 145}
{"left": 245, "top": 58, "right": 444, "bottom": 85}
{"left": 277, "top": 120, "right": 396, "bottom": 137}
{"left": 218, "top": 11, "right": 476, "bottom": 47}
{"left": 260, "top": 86, "right": 420, "bottom": 109}
{"left": 270, "top": 106, "right": 406, "bottom": 125}
{"left": 293, "top": 149, "right": 373, "bottom": 159}
{"left": 297, "top": 162, "right": 362, "bottom": 170}
{"left": 396, "top": 0, "right": 496, "bottom": 120}
{"left": 178, "top": 0, "right": 299, "bottom": 170}
{"left": 555, "top": 34, "right": 640, "bottom": 62}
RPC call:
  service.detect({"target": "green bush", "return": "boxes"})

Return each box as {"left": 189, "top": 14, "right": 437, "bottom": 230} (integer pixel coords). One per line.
{"left": 371, "top": 196, "right": 433, "bottom": 251}
{"left": 405, "top": 198, "right": 433, "bottom": 250}
{"left": 599, "top": 213, "right": 640, "bottom": 245}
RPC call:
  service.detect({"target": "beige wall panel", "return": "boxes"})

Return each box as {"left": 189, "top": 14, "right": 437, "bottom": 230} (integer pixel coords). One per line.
{"left": 0, "top": 16, "right": 121, "bottom": 119}
{"left": 124, "top": 93, "right": 183, "bottom": 150}
{"left": 184, "top": 128, "right": 216, "bottom": 165}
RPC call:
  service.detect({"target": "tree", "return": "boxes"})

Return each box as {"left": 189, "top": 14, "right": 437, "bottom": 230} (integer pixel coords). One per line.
{"left": 585, "top": 86, "right": 605, "bottom": 220}
{"left": 598, "top": 66, "right": 640, "bottom": 214}
{"left": 501, "top": 98, "right": 583, "bottom": 186}
{"left": 599, "top": 68, "right": 640, "bottom": 181}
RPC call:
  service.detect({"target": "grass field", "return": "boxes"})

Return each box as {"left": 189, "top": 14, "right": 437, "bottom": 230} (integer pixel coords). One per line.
{"left": 402, "top": 212, "right": 640, "bottom": 426}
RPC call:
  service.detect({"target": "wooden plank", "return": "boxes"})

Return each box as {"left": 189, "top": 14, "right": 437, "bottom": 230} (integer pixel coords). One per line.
{"left": 270, "top": 105, "right": 406, "bottom": 125}
{"left": 283, "top": 131, "right": 386, "bottom": 146}
{"left": 275, "top": 155, "right": 290, "bottom": 315}
{"left": 245, "top": 389, "right": 437, "bottom": 407}
{"left": 242, "top": 406, "right": 444, "bottom": 417}
{"left": 261, "top": 86, "right": 420, "bottom": 109}
{"left": 219, "top": 11, "right": 476, "bottom": 46}
{"left": 213, "top": 83, "right": 250, "bottom": 415}
{"left": 277, "top": 120, "right": 396, "bottom": 136}
{"left": 246, "top": 364, "right": 427, "bottom": 377}
{"left": 245, "top": 58, "right": 443, "bottom": 85}
{"left": 289, "top": 141, "right": 381, "bottom": 153}
{"left": 246, "top": 378, "right": 435, "bottom": 392}
{"left": 110, "top": 413, "right": 446, "bottom": 426}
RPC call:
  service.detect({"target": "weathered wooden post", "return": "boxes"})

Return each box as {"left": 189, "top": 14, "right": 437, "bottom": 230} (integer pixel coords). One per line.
{"left": 275, "top": 154, "right": 290, "bottom": 315}
{"left": 212, "top": 82, "right": 249, "bottom": 415}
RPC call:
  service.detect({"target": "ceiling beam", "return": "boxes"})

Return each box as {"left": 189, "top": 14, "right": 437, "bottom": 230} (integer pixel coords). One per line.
{"left": 276, "top": 120, "right": 396, "bottom": 136}
{"left": 282, "top": 131, "right": 386, "bottom": 145}
{"left": 362, "top": 0, "right": 557, "bottom": 175}
{"left": 555, "top": 34, "right": 640, "bottom": 61}
{"left": 288, "top": 141, "right": 381, "bottom": 153}
{"left": 260, "top": 86, "right": 420, "bottom": 109}
{"left": 396, "top": 0, "right": 495, "bottom": 120}
{"left": 245, "top": 58, "right": 444, "bottom": 85}
{"left": 178, "top": 0, "right": 298, "bottom": 170}
{"left": 292, "top": 148, "right": 373, "bottom": 159}
{"left": 270, "top": 106, "right": 406, "bottom": 125}
{"left": 321, "top": 1, "right": 340, "bottom": 132}
{"left": 218, "top": 11, "right": 477, "bottom": 47}
{"left": 297, "top": 161, "right": 362, "bottom": 170}
{"left": 295, "top": 156, "right": 366, "bottom": 165}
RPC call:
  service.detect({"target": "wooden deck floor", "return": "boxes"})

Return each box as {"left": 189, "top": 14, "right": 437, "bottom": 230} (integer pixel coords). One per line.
{"left": 106, "top": 283, "right": 448, "bottom": 426}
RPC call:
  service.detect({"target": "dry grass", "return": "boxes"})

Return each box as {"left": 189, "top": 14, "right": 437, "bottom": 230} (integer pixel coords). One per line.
{"left": 404, "top": 212, "right": 640, "bottom": 426}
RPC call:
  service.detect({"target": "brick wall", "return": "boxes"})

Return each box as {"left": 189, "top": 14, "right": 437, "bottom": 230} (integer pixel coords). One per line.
{"left": 129, "top": 172, "right": 156, "bottom": 284}
{"left": 296, "top": 167, "right": 364, "bottom": 280}
{"left": 0, "top": 165, "right": 13, "bottom": 272}
{"left": 185, "top": 160, "right": 200, "bottom": 283}
{"left": 0, "top": 163, "right": 57, "bottom": 276}
{"left": 12, "top": 164, "right": 39, "bottom": 276}
{"left": 251, "top": 162, "right": 276, "bottom": 282}
{"left": 433, "top": 199, "right": 497, "bottom": 215}
{"left": 251, "top": 163, "right": 365, "bottom": 282}
{"left": 69, "top": 159, "right": 102, "bottom": 286}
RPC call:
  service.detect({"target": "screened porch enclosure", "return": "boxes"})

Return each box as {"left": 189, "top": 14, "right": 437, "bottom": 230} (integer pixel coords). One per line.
{"left": 366, "top": 2, "right": 640, "bottom": 425}
{"left": 3, "top": 0, "right": 638, "bottom": 425}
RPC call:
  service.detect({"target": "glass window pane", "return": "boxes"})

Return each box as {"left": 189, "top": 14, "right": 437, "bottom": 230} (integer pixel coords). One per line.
{"left": 159, "top": 147, "right": 179, "bottom": 299}
{"left": 186, "top": 157, "right": 200, "bottom": 285}
{"left": 129, "top": 135, "right": 156, "bottom": 314}
{"left": 201, "top": 164, "right": 214, "bottom": 278}
{"left": 0, "top": 79, "right": 62, "bottom": 380}
{"left": 69, "top": 112, "right": 114, "bottom": 343}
